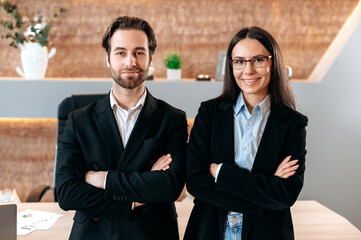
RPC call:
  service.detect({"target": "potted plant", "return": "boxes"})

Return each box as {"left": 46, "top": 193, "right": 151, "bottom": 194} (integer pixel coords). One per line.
{"left": 0, "top": 0, "right": 68, "bottom": 79}
{"left": 163, "top": 52, "right": 182, "bottom": 81}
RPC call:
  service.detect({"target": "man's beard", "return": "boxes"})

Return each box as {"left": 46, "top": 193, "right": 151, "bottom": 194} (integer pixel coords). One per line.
{"left": 110, "top": 65, "right": 149, "bottom": 89}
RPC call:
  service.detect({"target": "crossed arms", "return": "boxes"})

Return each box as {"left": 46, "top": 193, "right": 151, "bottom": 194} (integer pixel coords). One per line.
{"left": 56, "top": 110, "right": 188, "bottom": 218}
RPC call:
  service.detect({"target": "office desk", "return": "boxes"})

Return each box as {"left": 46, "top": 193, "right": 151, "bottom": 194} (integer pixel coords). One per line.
{"left": 17, "top": 200, "right": 361, "bottom": 240}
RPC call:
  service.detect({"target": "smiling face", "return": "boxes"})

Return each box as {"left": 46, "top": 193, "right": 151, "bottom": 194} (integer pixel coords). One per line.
{"left": 107, "top": 29, "right": 151, "bottom": 90}
{"left": 231, "top": 38, "right": 272, "bottom": 105}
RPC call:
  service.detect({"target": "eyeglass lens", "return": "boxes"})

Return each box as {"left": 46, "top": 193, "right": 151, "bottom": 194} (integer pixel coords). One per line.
{"left": 231, "top": 57, "right": 269, "bottom": 70}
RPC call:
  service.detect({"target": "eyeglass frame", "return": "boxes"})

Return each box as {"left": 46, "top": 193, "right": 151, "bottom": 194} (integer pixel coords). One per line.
{"left": 229, "top": 55, "right": 272, "bottom": 70}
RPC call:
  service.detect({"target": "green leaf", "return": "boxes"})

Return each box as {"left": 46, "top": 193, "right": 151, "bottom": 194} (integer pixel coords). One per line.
{"left": 16, "top": 37, "right": 24, "bottom": 44}
{"left": 9, "top": 41, "right": 18, "bottom": 48}
{"left": 42, "top": 25, "right": 51, "bottom": 34}
{"left": 6, "top": 22, "right": 14, "bottom": 30}
{"left": 164, "top": 53, "right": 182, "bottom": 69}
{"left": 40, "top": 40, "right": 48, "bottom": 46}
{"left": 36, "top": 16, "right": 43, "bottom": 24}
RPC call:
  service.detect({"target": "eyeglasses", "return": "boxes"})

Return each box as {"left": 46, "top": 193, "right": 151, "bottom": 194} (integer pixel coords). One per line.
{"left": 229, "top": 55, "right": 272, "bottom": 70}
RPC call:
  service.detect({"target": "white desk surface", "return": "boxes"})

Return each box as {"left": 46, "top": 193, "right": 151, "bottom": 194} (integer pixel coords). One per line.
{"left": 16, "top": 200, "right": 361, "bottom": 240}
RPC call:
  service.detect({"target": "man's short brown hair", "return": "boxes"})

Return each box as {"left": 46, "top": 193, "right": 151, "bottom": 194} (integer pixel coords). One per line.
{"left": 102, "top": 16, "right": 157, "bottom": 57}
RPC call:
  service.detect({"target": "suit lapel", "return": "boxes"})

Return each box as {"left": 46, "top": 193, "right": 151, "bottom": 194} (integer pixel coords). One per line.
{"left": 117, "top": 92, "right": 162, "bottom": 170}
{"left": 213, "top": 100, "right": 235, "bottom": 165}
{"left": 252, "top": 104, "right": 288, "bottom": 174}
{"left": 92, "top": 94, "right": 124, "bottom": 168}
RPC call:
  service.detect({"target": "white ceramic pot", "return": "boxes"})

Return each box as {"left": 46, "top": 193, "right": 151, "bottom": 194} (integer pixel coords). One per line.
{"left": 16, "top": 42, "right": 56, "bottom": 80}
{"left": 167, "top": 68, "right": 181, "bottom": 81}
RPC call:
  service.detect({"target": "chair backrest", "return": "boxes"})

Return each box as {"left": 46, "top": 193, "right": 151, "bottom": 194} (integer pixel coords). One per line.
{"left": 53, "top": 94, "right": 107, "bottom": 201}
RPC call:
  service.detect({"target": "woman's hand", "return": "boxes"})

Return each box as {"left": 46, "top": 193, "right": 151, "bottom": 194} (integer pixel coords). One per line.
{"left": 274, "top": 156, "right": 299, "bottom": 178}
{"left": 209, "top": 163, "right": 219, "bottom": 178}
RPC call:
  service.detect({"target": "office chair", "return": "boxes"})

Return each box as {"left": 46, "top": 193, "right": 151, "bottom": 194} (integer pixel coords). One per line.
{"left": 25, "top": 94, "right": 107, "bottom": 202}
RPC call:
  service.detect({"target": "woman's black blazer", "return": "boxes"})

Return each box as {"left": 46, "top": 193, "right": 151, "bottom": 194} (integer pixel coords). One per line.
{"left": 184, "top": 97, "right": 308, "bottom": 240}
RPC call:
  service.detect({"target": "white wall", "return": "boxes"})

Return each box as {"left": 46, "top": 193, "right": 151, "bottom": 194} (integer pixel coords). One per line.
{"left": 293, "top": 20, "right": 361, "bottom": 230}
{"left": 0, "top": 80, "right": 223, "bottom": 119}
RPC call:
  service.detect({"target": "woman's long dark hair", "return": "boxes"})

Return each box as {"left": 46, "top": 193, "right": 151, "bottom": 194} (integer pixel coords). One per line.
{"left": 219, "top": 26, "right": 296, "bottom": 109}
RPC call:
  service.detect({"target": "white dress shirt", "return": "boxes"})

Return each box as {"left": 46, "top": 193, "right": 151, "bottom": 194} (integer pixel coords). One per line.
{"left": 110, "top": 89, "right": 147, "bottom": 147}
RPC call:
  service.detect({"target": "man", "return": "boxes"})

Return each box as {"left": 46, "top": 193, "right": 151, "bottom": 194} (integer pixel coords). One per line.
{"left": 56, "top": 16, "right": 188, "bottom": 240}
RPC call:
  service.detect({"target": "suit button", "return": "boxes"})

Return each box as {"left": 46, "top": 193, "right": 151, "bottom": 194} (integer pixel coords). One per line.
{"left": 117, "top": 196, "right": 121, "bottom": 201}
{"left": 123, "top": 196, "right": 128, "bottom": 201}
{"left": 93, "top": 164, "right": 99, "bottom": 170}
{"left": 113, "top": 196, "right": 117, "bottom": 200}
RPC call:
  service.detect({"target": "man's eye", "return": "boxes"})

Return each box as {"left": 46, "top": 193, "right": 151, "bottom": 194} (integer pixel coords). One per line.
{"left": 116, "top": 52, "right": 125, "bottom": 55}
{"left": 136, "top": 51, "right": 145, "bottom": 55}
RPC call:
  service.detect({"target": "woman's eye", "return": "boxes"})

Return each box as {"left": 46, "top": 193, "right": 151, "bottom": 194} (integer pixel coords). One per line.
{"left": 254, "top": 58, "right": 265, "bottom": 63}
{"left": 235, "top": 60, "right": 244, "bottom": 64}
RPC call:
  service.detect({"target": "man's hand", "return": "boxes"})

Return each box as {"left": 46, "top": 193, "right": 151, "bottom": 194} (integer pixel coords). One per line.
{"left": 84, "top": 171, "right": 107, "bottom": 189}
{"left": 151, "top": 154, "right": 172, "bottom": 171}
{"left": 274, "top": 156, "right": 299, "bottom": 178}
{"left": 209, "top": 163, "right": 219, "bottom": 178}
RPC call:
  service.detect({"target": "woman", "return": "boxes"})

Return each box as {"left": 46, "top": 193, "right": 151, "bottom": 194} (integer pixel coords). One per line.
{"left": 184, "top": 26, "right": 308, "bottom": 240}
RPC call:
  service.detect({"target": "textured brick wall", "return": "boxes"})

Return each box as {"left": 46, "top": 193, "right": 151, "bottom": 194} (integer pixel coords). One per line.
{"left": 0, "top": 118, "right": 57, "bottom": 202}
{"left": 0, "top": 0, "right": 358, "bottom": 80}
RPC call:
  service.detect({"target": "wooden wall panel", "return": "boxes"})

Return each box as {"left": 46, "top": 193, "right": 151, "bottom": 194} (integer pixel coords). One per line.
{"left": 0, "top": 0, "right": 359, "bottom": 80}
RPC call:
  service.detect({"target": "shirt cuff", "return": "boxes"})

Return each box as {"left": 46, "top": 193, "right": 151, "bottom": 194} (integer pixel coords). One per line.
{"left": 104, "top": 171, "right": 108, "bottom": 189}
{"left": 215, "top": 163, "right": 223, "bottom": 182}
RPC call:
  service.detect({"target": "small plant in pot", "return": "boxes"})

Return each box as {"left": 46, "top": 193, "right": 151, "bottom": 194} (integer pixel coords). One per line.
{"left": 163, "top": 52, "right": 182, "bottom": 81}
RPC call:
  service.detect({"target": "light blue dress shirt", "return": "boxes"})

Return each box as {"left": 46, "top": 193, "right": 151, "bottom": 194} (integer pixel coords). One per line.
{"left": 215, "top": 92, "right": 271, "bottom": 178}
{"left": 215, "top": 92, "right": 271, "bottom": 237}
{"left": 233, "top": 93, "right": 271, "bottom": 171}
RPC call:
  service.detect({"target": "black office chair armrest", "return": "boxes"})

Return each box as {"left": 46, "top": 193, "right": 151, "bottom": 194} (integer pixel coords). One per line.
{"left": 25, "top": 185, "right": 52, "bottom": 202}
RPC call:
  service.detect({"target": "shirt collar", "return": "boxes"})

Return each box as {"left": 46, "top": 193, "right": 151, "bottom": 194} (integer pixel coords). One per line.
{"left": 234, "top": 92, "right": 271, "bottom": 118}
{"left": 258, "top": 94, "right": 271, "bottom": 118}
{"left": 110, "top": 88, "right": 147, "bottom": 111}
{"left": 234, "top": 92, "right": 246, "bottom": 116}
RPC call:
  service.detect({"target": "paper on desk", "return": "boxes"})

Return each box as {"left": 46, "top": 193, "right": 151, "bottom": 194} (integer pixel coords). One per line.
{"left": 17, "top": 209, "right": 63, "bottom": 235}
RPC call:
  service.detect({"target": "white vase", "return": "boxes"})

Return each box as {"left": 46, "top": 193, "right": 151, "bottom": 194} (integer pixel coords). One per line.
{"left": 167, "top": 69, "right": 181, "bottom": 81}
{"left": 16, "top": 42, "right": 56, "bottom": 80}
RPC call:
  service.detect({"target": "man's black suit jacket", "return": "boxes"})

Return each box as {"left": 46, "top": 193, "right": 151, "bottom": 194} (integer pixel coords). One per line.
{"left": 184, "top": 97, "right": 308, "bottom": 240}
{"left": 55, "top": 91, "right": 188, "bottom": 240}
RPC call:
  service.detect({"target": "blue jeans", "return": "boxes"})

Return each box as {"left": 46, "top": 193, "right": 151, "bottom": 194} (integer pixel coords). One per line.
{"left": 224, "top": 213, "right": 243, "bottom": 240}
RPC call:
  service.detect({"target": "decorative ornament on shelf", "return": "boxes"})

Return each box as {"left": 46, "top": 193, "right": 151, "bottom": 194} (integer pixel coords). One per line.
{"left": 163, "top": 52, "right": 182, "bottom": 81}
{"left": 285, "top": 65, "right": 293, "bottom": 80}
{"left": 0, "top": 0, "right": 69, "bottom": 79}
